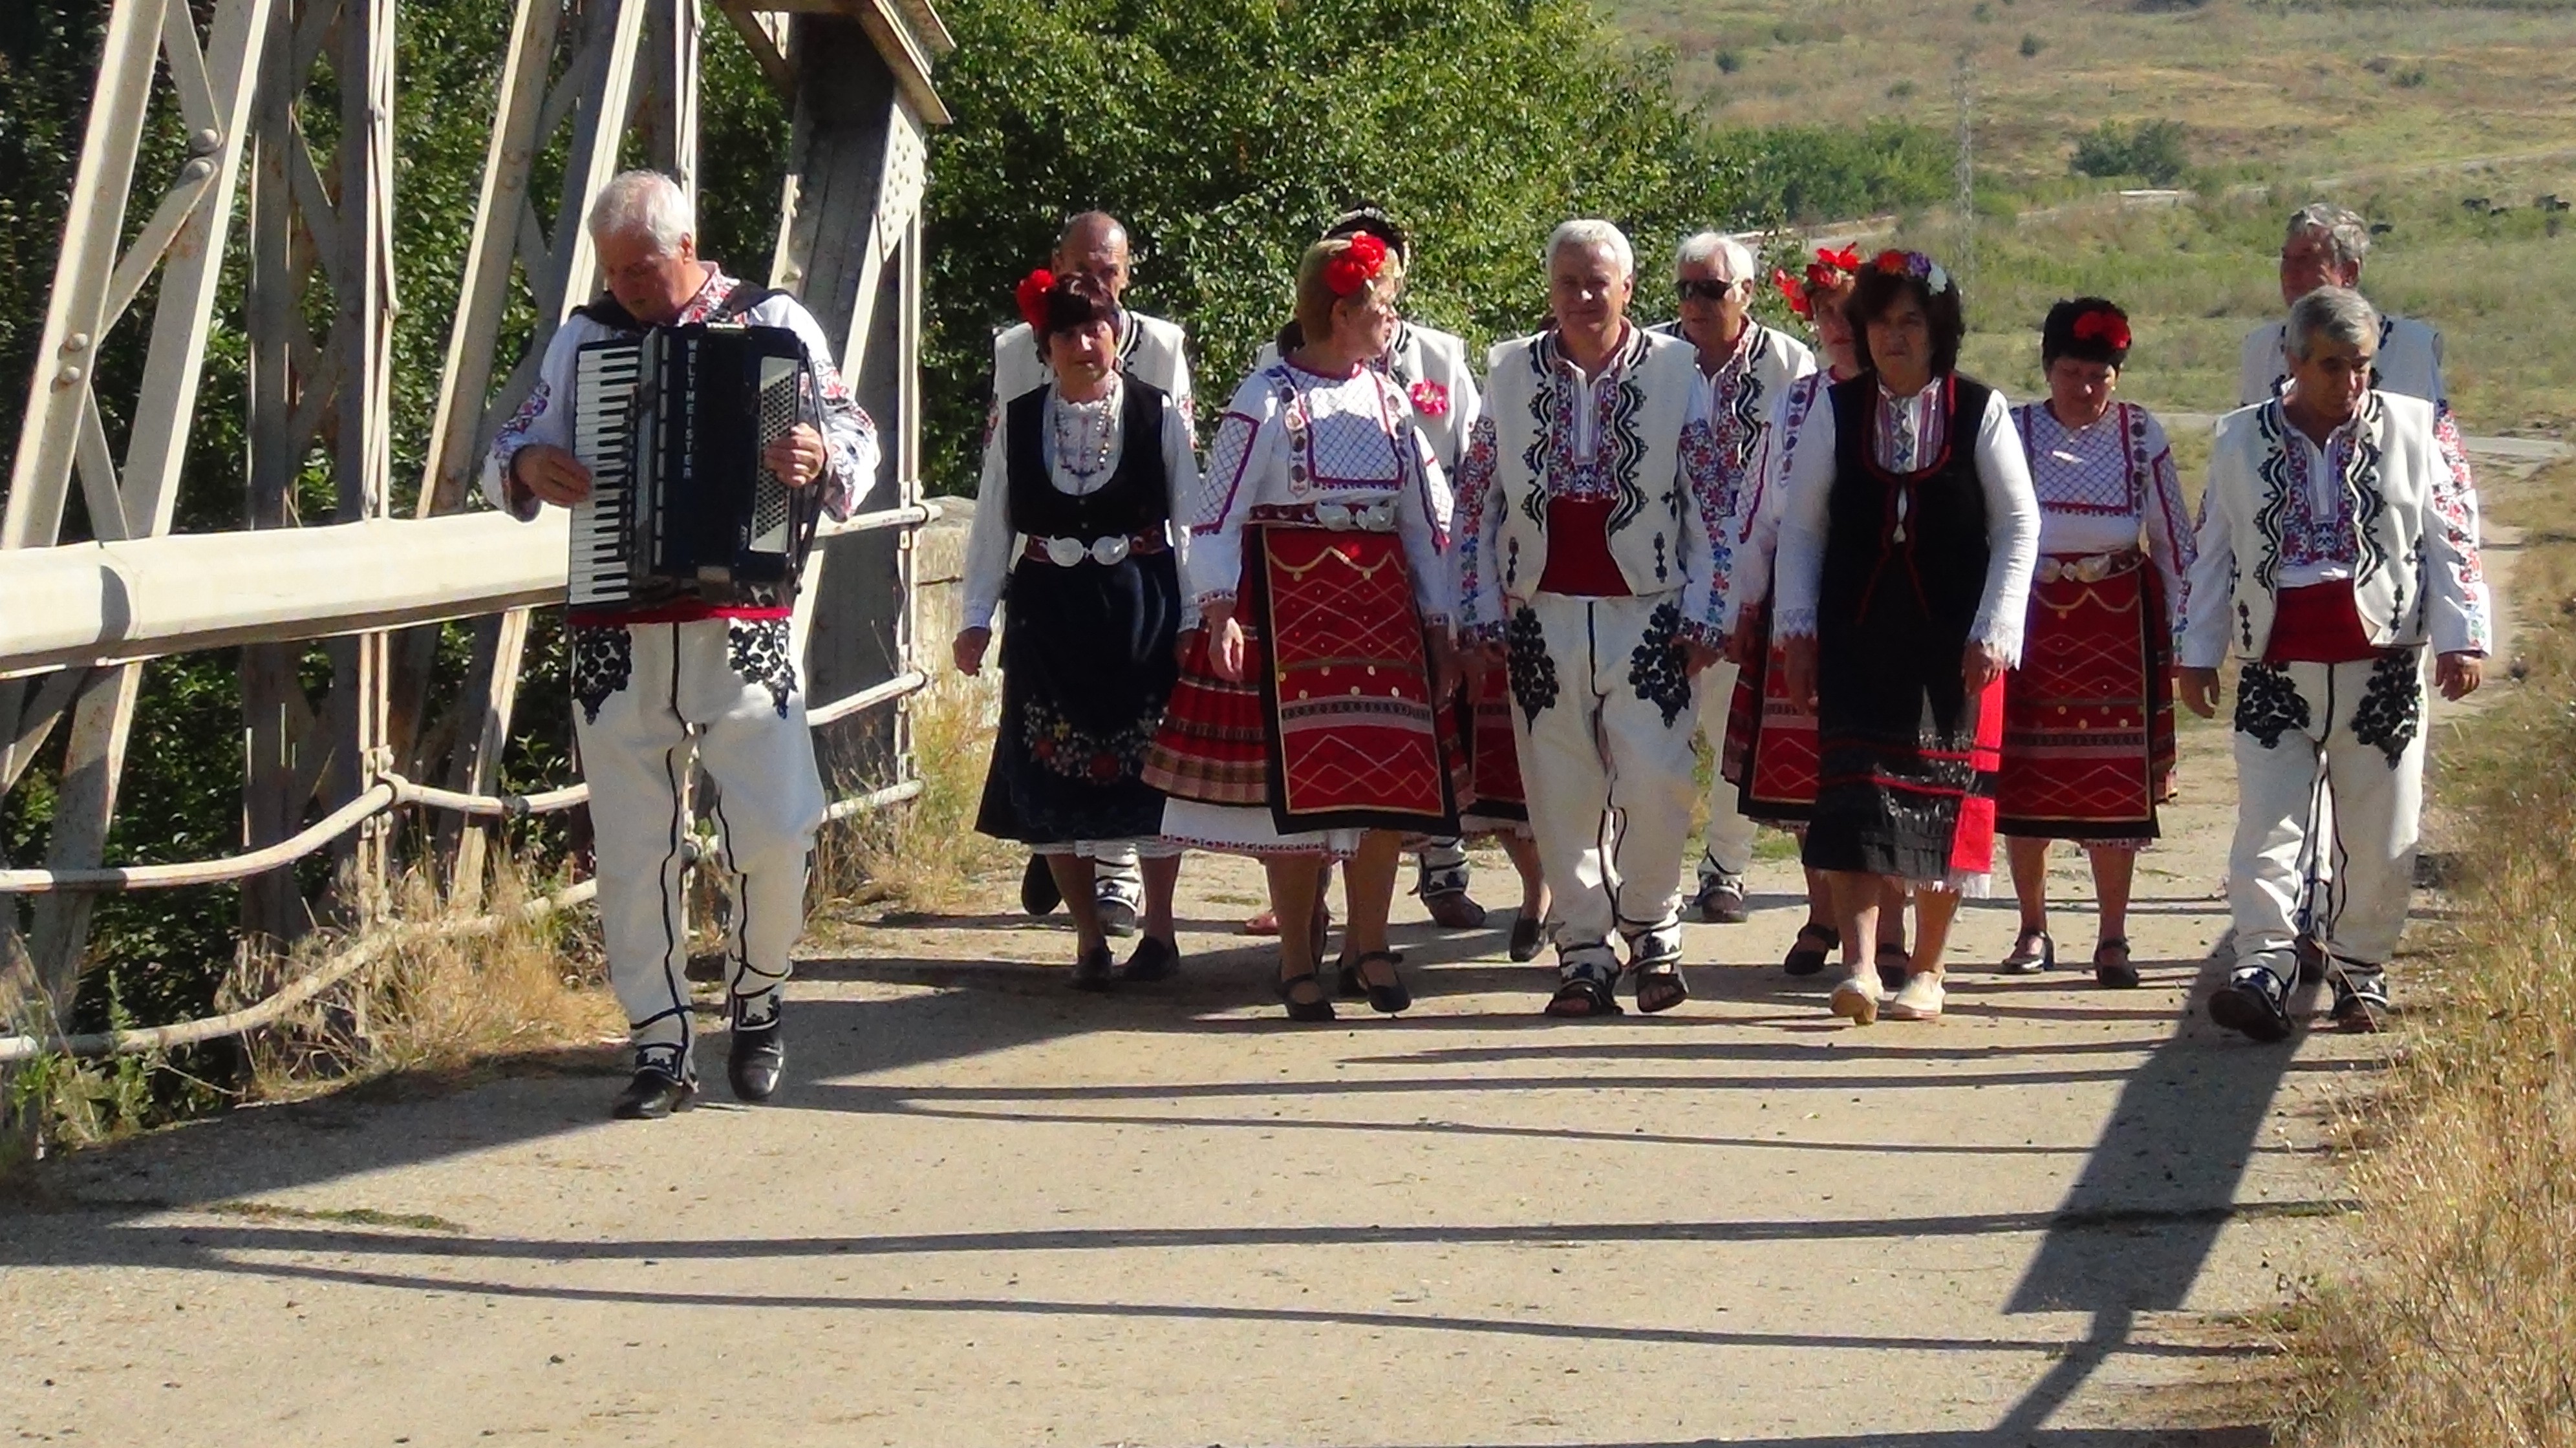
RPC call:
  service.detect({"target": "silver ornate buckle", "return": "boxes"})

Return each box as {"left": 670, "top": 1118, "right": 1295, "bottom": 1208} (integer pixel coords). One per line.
{"left": 1044, "top": 536, "right": 1088, "bottom": 568}
{"left": 1089, "top": 535, "right": 1132, "bottom": 566}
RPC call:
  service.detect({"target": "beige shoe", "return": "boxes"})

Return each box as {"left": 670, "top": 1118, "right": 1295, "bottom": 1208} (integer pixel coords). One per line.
{"left": 1829, "top": 974, "right": 1880, "bottom": 1025}
{"left": 1883, "top": 971, "right": 1946, "bottom": 1021}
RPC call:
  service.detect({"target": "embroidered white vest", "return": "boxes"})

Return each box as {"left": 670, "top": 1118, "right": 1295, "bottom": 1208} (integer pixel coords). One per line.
{"left": 2198, "top": 391, "right": 2465, "bottom": 659}
{"left": 1480, "top": 328, "right": 1700, "bottom": 601}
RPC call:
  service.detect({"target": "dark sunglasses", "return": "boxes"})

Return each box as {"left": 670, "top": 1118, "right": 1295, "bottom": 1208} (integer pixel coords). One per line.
{"left": 1677, "top": 279, "right": 1741, "bottom": 303}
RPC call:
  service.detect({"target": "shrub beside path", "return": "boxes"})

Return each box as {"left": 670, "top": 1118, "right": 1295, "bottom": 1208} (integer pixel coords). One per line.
{"left": 15, "top": 502, "right": 2544, "bottom": 1442}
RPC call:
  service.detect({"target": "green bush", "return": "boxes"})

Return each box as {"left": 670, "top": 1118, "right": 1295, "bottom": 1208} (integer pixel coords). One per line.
{"left": 2071, "top": 118, "right": 2191, "bottom": 186}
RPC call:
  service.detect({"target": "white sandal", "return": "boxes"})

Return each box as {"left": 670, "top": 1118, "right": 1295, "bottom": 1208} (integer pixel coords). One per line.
{"left": 1829, "top": 974, "right": 1880, "bottom": 1025}
{"left": 1883, "top": 971, "right": 1946, "bottom": 1021}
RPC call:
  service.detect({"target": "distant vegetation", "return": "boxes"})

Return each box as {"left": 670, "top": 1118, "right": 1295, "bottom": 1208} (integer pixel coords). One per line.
{"left": 2070, "top": 118, "right": 2191, "bottom": 186}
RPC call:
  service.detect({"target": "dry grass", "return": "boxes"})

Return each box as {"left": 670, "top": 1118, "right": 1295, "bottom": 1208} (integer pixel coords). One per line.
{"left": 2275, "top": 459, "right": 2576, "bottom": 1444}
{"left": 231, "top": 856, "right": 621, "bottom": 1101}
{"left": 809, "top": 669, "right": 1015, "bottom": 921}
{"left": 1616, "top": 0, "right": 2576, "bottom": 188}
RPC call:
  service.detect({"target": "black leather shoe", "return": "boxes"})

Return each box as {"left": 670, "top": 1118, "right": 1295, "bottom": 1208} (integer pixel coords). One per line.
{"left": 1020, "top": 855, "right": 1062, "bottom": 915}
{"left": 1071, "top": 943, "right": 1115, "bottom": 991}
{"left": 611, "top": 1069, "right": 696, "bottom": 1120}
{"left": 1096, "top": 895, "right": 1141, "bottom": 939}
{"left": 728, "top": 1023, "right": 785, "bottom": 1102}
{"left": 1119, "top": 935, "right": 1181, "bottom": 982}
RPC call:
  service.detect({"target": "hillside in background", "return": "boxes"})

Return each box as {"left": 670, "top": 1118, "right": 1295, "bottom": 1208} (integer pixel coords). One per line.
{"left": 1611, "top": 0, "right": 2576, "bottom": 189}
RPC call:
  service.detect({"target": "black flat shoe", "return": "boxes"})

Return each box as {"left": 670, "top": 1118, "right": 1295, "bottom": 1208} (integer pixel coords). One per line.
{"left": 2209, "top": 972, "right": 2294, "bottom": 1043}
{"left": 1508, "top": 911, "right": 1550, "bottom": 963}
{"left": 2001, "top": 929, "right": 2054, "bottom": 975}
{"left": 1277, "top": 970, "right": 1336, "bottom": 1022}
{"left": 1020, "top": 854, "right": 1062, "bottom": 915}
{"left": 1782, "top": 924, "right": 1838, "bottom": 977}
{"left": 727, "top": 1023, "right": 784, "bottom": 1102}
{"left": 1070, "top": 944, "right": 1115, "bottom": 991}
{"left": 1119, "top": 935, "right": 1181, "bottom": 982}
{"left": 1333, "top": 951, "right": 1370, "bottom": 999}
{"left": 1097, "top": 895, "right": 1141, "bottom": 939}
{"left": 1347, "top": 949, "right": 1411, "bottom": 1014}
{"left": 2092, "top": 937, "right": 2140, "bottom": 990}
{"left": 610, "top": 1068, "right": 696, "bottom": 1120}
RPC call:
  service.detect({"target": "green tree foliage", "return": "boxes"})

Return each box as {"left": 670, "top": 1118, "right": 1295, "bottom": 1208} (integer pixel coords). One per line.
{"left": 918, "top": 0, "right": 1760, "bottom": 495}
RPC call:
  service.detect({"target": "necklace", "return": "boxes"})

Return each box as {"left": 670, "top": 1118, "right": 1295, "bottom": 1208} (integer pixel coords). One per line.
{"left": 1051, "top": 381, "right": 1119, "bottom": 484}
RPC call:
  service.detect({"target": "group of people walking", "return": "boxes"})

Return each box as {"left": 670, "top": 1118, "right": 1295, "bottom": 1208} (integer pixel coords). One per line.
{"left": 475, "top": 169, "right": 2491, "bottom": 1118}
{"left": 951, "top": 199, "right": 2493, "bottom": 1036}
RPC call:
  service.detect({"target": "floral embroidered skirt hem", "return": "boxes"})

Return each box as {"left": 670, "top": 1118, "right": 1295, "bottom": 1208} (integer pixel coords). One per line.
{"left": 1994, "top": 564, "right": 2174, "bottom": 844}
{"left": 974, "top": 553, "right": 1181, "bottom": 849}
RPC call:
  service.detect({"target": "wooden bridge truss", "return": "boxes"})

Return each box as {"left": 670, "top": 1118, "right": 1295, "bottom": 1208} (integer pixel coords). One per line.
{"left": 0, "top": 0, "right": 949, "bottom": 1052}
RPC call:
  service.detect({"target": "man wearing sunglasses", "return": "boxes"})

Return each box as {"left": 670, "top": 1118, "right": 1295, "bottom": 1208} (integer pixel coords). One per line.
{"left": 1660, "top": 233, "right": 1816, "bottom": 924}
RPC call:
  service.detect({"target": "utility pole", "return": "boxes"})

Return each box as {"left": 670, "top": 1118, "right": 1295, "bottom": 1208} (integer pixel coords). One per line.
{"left": 1953, "top": 48, "right": 1977, "bottom": 292}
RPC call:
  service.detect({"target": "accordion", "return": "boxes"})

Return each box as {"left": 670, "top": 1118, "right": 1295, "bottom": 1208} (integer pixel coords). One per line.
{"left": 568, "top": 322, "right": 820, "bottom": 610}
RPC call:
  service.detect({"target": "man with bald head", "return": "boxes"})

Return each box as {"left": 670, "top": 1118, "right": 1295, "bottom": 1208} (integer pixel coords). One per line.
{"left": 989, "top": 211, "right": 1194, "bottom": 939}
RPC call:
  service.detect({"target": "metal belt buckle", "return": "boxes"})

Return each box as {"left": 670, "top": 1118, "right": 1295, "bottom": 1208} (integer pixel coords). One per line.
{"left": 1315, "top": 503, "right": 1357, "bottom": 531}
{"left": 1044, "top": 536, "right": 1088, "bottom": 568}
{"left": 1088, "top": 535, "right": 1132, "bottom": 566}
{"left": 1358, "top": 501, "right": 1396, "bottom": 531}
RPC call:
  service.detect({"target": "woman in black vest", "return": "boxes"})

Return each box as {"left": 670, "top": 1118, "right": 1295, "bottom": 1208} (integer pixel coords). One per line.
{"left": 1772, "top": 251, "right": 2040, "bottom": 1023}
{"left": 954, "top": 272, "right": 1195, "bottom": 988}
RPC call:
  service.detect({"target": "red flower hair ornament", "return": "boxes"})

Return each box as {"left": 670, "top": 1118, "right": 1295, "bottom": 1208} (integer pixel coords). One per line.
{"left": 1410, "top": 379, "right": 1450, "bottom": 418}
{"left": 2072, "top": 308, "right": 2132, "bottom": 352}
{"left": 1014, "top": 268, "right": 1056, "bottom": 331}
{"left": 1775, "top": 246, "right": 1864, "bottom": 319}
{"left": 1322, "top": 233, "right": 1390, "bottom": 297}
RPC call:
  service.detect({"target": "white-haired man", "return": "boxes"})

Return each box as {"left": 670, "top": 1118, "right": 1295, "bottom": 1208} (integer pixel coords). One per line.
{"left": 2236, "top": 203, "right": 2476, "bottom": 977}
{"left": 1657, "top": 231, "right": 1815, "bottom": 924}
{"left": 1458, "top": 220, "right": 1719, "bottom": 1017}
{"left": 990, "top": 210, "right": 1192, "bottom": 937}
{"left": 2182, "top": 287, "right": 2488, "bottom": 1042}
{"left": 486, "top": 169, "right": 879, "bottom": 1119}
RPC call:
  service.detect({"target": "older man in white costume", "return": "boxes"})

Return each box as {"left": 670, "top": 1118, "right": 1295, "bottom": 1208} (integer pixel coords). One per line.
{"left": 1457, "top": 220, "right": 1719, "bottom": 1018}
{"left": 486, "top": 170, "right": 879, "bottom": 1118}
{"left": 2185, "top": 287, "right": 2489, "bottom": 1041}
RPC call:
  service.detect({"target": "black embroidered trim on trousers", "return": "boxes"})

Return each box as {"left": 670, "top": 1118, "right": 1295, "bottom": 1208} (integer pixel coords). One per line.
{"left": 726, "top": 618, "right": 799, "bottom": 718}
{"left": 2350, "top": 650, "right": 2423, "bottom": 768}
{"left": 2233, "top": 660, "right": 2310, "bottom": 748}
{"left": 1627, "top": 601, "right": 1693, "bottom": 727}
{"left": 571, "top": 624, "right": 633, "bottom": 725}
{"left": 1505, "top": 604, "right": 1559, "bottom": 724}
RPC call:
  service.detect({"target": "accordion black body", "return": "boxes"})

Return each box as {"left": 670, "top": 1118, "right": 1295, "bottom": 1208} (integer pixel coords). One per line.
{"left": 568, "top": 322, "right": 819, "bottom": 610}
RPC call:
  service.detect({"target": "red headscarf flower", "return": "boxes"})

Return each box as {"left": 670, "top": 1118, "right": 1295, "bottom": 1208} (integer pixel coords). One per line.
{"left": 1322, "top": 233, "right": 1390, "bottom": 297}
{"left": 1774, "top": 267, "right": 1813, "bottom": 317}
{"left": 2072, "top": 308, "right": 2132, "bottom": 352}
{"left": 1014, "top": 268, "right": 1056, "bottom": 331}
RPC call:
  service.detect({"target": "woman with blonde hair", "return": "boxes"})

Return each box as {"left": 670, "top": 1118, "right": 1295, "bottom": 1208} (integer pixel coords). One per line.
{"left": 1144, "top": 233, "right": 1460, "bottom": 1021}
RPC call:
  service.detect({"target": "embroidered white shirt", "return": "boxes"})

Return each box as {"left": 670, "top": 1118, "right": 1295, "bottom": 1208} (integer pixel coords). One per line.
{"left": 2013, "top": 401, "right": 2195, "bottom": 632}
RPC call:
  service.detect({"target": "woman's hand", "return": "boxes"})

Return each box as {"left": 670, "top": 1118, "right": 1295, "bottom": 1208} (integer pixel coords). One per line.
{"left": 952, "top": 627, "right": 991, "bottom": 677}
{"left": 1427, "top": 631, "right": 1463, "bottom": 706}
{"left": 1725, "top": 613, "right": 1762, "bottom": 667}
{"left": 1684, "top": 639, "right": 1727, "bottom": 677}
{"left": 1174, "top": 626, "right": 1204, "bottom": 668}
{"left": 1780, "top": 636, "right": 1819, "bottom": 711}
{"left": 2178, "top": 666, "right": 2222, "bottom": 719}
{"left": 1212, "top": 615, "right": 1250, "bottom": 683}
{"left": 1962, "top": 642, "right": 2008, "bottom": 696}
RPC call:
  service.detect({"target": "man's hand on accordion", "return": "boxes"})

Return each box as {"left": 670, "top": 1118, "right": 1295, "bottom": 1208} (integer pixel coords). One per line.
{"left": 508, "top": 444, "right": 592, "bottom": 508}
{"left": 765, "top": 424, "right": 828, "bottom": 489}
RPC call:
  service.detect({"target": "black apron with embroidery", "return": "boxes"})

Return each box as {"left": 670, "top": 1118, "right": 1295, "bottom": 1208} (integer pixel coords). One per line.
{"left": 1804, "top": 375, "right": 2002, "bottom": 881}
{"left": 973, "top": 379, "right": 1183, "bottom": 846}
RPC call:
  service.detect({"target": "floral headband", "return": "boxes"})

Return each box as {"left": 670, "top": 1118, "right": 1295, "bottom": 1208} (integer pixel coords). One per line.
{"left": 2072, "top": 307, "right": 2132, "bottom": 352}
{"left": 1322, "top": 233, "right": 1390, "bottom": 297}
{"left": 1771, "top": 245, "right": 1864, "bottom": 318}
{"left": 1873, "top": 248, "right": 1953, "bottom": 295}
{"left": 1014, "top": 268, "right": 1057, "bottom": 331}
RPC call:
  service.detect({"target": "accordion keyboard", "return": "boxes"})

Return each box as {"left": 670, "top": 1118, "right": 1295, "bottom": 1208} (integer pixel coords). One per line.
{"left": 570, "top": 339, "right": 643, "bottom": 608}
{"left": 749, "top": 355, "right": 801, "bottom": 555}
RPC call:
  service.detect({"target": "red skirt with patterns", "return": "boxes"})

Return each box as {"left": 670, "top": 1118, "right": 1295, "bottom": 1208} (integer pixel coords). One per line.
{"left": 1454, "top": 665, "right": 1527, "bottom": 824}
{"left": 1723, "top": 606, "right": 1820, "bottom": 824}
{"left": 1141, "top": 522, "right": 1456, "bottom": 835}
{"left": 1995, "top": 557, "right": 2175, "bottom": 842}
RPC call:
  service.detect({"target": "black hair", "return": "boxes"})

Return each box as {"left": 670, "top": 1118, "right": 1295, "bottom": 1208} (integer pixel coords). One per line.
{"left": 2041, "top": 296, "right": 2131, "bottom": 368}
{"left": 1845, "top": 261, "right": 1966, "bottom": 379}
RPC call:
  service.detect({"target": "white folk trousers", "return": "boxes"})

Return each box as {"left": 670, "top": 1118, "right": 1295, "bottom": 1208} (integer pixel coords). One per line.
{"left": 573, "top": 618, "right": 824, "bottom": 1080}
{"left": 1695, "top": 657, "right": 1759, "bottom": 884}
{"left": 2226, "top": 652, "right": 2426, "bottom": 988}
{"left": 1507, "top": 591, "right": 1702, "bottom": 974}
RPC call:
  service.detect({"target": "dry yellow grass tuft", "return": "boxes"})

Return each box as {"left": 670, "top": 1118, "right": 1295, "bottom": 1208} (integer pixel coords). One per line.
{"left": 2280, "top": 460, "right": 2576, "bottom": 1444}
{"left": 809, "top": 669, "right": 1014, "bottom": 919}
{"left": 231, "top": 855, "right": 620, "bottom": 1101}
